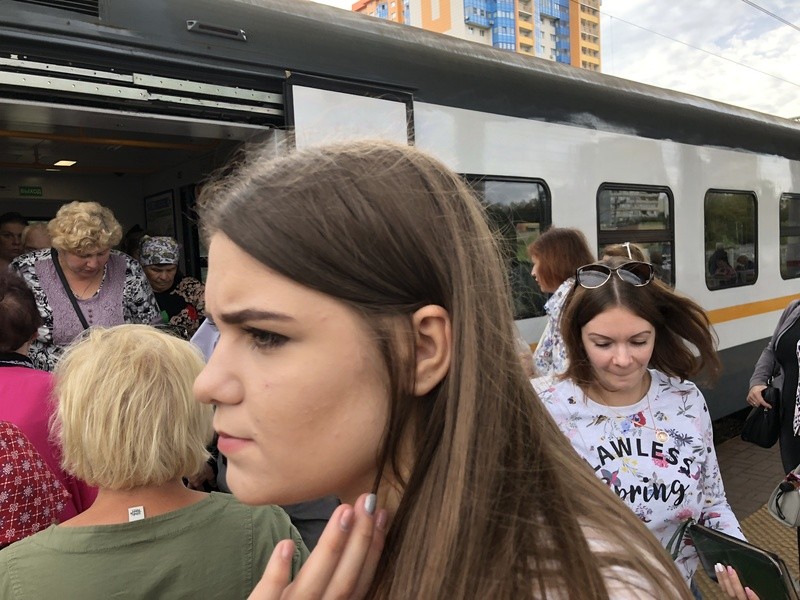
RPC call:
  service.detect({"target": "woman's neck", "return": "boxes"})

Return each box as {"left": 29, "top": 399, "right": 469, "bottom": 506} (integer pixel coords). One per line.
{"left": 60, "top": 479, "right": 207, "bottom": 527}
{"left": 338, "top": 476, "right": 403, "bottom": 515}
{"left": 338, "top": 460, "right": 409, "bottom": 517}
{"left": 587, "top": 371, "right": 651, "bottom": 408}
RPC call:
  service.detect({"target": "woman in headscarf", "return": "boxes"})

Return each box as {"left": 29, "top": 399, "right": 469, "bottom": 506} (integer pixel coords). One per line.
{"left": 139, "top": 236, "right": 205, "bottom": 339}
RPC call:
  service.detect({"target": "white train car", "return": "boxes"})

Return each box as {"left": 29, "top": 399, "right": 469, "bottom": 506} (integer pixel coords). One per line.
{"left": 1, "top": 0, "right": 798, "bottom": 417}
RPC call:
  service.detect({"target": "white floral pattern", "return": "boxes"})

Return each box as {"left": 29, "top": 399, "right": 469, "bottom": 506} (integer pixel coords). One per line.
{"left": 538, "top": 369, "right": 743, "bottom": 585}
{"left": 795, "top": 340, "right": 800, "bottom": 436}
{"left": 532, "top": 277, "right": 573, "bottom": 378}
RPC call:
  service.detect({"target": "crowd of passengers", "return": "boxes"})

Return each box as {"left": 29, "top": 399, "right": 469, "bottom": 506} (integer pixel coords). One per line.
{"left": 0, "top": 141, "right": 776, "bottom": 599}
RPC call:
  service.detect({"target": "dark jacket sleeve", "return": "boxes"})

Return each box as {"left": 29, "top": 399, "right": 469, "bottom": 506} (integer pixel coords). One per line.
{"left": 749, "top": 300, "right": 800, "bottom": 390}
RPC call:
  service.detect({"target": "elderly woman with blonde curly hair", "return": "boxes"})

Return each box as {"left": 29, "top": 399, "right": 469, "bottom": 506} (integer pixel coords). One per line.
{"left": 0, "top": 325, "right": 306, "bottom": 598}
{"left": 10, "top": 201, "right": 159, "bottom": 370}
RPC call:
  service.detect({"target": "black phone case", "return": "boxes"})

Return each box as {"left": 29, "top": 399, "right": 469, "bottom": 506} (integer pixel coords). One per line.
{"left": 689, "top": 523, "right": 798, "bottom": 600}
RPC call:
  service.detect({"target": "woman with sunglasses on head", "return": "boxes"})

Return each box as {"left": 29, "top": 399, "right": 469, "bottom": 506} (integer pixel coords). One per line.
{"left": 193, "top": 141, "right": 694, "bottom": 599}
{"left": 538, "top": 257, "right": 743, "bottom": 599}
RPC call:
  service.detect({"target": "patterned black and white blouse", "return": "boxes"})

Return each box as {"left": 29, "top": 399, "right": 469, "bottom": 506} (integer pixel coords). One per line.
{"left": 10, "top": 249, "right": 160, "bottom": 371}
{"left": 153, "top": 273, "right": 206, "bottom": 339}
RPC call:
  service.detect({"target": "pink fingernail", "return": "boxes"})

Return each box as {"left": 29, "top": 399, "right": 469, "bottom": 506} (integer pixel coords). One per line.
{"left": 340, "top": 506, "right": 354, "bottom": 531}
{"left": 375, "top": 509, "right": 388, "bottom": 532}
{"left": 281, "top": 540, "right": 294, "bottom": 560}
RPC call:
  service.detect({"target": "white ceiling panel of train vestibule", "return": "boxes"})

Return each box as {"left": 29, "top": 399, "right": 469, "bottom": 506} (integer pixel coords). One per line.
{"left": 0, "top": 98, "right": 268, "bottom": 175}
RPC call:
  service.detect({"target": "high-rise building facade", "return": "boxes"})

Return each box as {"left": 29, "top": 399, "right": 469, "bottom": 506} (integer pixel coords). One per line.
{"left": 352, "top": 0, "right": 601, "bottom": 71}
{"left": 352, "top": 0, "right": 409, "bottom": 23}
{"left": 571, "top": 0, "right": 601, "bottom": 71}
{"left": 532, "top": 0, "right": 570, "bottom": 63}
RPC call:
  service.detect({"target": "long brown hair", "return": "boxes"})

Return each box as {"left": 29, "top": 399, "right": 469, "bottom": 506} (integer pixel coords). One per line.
{"left": 200, "top": 141, "right": 690, "bottom": 599}
{"left": 561, "top": 256, "right": 722, "bottom": 389}
{"left": 527, "top": 227, "right": 594, "bottom": 290}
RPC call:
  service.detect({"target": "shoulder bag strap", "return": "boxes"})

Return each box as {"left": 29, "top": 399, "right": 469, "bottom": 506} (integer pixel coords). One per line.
{"left": 665, "top": 518, "right": 694, "bottom": 560}
{"left": 768, "top": 359, "right": 779, "bottom": 385}
{"left": 50, "top": 248, "right": 90, "bottom": 330}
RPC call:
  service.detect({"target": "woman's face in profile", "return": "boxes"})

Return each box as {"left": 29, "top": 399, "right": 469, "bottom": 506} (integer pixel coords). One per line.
{"left": 530, "top": 254, "right": 556, "bottom": 294}
{"left": 194, "top": 234, "right": 390, "bottom": 506}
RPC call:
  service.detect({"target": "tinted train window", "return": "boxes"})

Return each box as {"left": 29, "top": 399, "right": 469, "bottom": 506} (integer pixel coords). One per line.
{"left": 704, "top": 190, "right": 757, "bottom": 290}
{"left": 780, "top": 193, "right": 800, "bottom": 280}
{"left": 597, "top": 185, "right": 674, "bottom": 285}
{"left": 467, "top": 177, "right": 551, "bottom": 320}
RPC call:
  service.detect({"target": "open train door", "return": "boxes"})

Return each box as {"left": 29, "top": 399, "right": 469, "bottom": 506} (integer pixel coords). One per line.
{"left": 285, "top": 73, "right": 414, "bottom": 150}
{"left": 0, "top": 52, "right": 286, "bottom": 279}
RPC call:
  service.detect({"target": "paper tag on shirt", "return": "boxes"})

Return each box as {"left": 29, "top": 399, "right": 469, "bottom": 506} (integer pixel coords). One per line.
{"left": 128, "top": 506, "right": 145, "bottom": 522}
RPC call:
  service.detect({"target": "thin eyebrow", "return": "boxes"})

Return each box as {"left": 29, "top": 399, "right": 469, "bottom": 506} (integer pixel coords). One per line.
{"left": 217, "top": 308, "right": 295, "bottom": 325}
{"left": 586, "top": 330, "right": 652, "bottom": 340}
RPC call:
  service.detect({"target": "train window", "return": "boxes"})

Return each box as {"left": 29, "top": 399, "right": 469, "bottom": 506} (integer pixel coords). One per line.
{"left": 466, "top": 176, "right": 552, "bottom": 320}
{"left": 703, "top": 190, "right": 757, "bottom": 290}
{"left": 287, "top": 75, "right": 413, "bottom": 148}
{"left": 781, "top": 194, "right": 800, "bottom": 279}
{"left": 596, "top": 185, "right": 674, "bottom": 286}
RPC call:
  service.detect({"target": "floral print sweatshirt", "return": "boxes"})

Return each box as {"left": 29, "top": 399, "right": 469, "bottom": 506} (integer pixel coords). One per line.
{"left": 532, "top": 277, "right": 573, "bottom": 379}
{"left": 538, "top": 369, "right": 743, "bottom": 584}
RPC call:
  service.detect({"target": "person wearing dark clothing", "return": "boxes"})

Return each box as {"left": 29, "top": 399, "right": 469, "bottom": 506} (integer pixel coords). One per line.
{"left": 748, "top": 300, "right": 800, "bottom": 473}
{"left": 0, "top": 211, "right": 27, "bottom": 270}
{"left": 139, "top": 236, "right": 205, "bottom": 339}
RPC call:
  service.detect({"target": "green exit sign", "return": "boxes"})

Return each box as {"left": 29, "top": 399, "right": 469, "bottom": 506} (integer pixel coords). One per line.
{"left": 19, "top": 186, "right": 43, "bottom": 197}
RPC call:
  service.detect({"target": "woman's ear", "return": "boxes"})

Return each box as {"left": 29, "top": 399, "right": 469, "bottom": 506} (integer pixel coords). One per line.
{"left": 410, "top": 304, "right": 452, "bottom": 396}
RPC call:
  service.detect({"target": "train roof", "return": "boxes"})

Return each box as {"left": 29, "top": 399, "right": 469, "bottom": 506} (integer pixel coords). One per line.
{"left": 1, "top": 0, "right": 800, "bottom": 160}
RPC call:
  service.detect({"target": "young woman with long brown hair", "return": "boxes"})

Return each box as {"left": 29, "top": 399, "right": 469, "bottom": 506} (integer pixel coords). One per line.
{"left": 538, "top": 257, "right": 743, "bottom": 599}
{"left": 194, "top": 140, "right": 691, "bottom": 599}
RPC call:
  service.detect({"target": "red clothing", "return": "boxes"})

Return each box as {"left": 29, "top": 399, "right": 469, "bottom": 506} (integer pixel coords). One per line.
{"left": 0, "top": 421, "right": 71, "bottom": 546}
{"left": 0, "top": 359, "right": 96, "bottom": 520}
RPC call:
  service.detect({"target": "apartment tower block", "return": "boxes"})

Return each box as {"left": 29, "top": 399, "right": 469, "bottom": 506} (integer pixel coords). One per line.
{"left": 353, "top": 0, "right": 601, "bottom": 71}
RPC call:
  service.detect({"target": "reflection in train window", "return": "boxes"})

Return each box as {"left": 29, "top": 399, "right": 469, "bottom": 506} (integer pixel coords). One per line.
{"left": 780, "top": 193, "right": 800, "bottom": 280}
{"left": 466, "top": 176, "right": 552, "bottom": 319}
{"left": 596, "top": 184, "right": 674, "bottom": 286}
{"left": 704, "top": 190, "right": 757, "bottom": 291}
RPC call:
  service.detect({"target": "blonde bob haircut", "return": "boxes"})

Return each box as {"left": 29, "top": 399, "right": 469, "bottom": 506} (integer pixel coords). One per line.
{"left": 48, "top": 201, "right": 123, "bottom": 254}
{"left": 53, "top": 324, "right": 212, "bottom": 490}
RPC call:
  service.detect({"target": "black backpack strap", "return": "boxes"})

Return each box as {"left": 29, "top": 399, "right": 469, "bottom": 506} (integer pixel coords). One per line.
{"left": 50, "top": 248, "right": 90, "bottom": 330}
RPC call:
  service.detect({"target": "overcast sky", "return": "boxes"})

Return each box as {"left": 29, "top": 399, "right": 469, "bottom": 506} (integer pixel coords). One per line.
{"left": 311, "top": 0, "right": 800, "bottom": 119}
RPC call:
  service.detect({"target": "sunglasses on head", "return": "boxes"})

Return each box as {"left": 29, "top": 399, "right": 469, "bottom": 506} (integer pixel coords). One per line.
{"left": 575, "top": 261, "right": 655, "bottom": 289}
